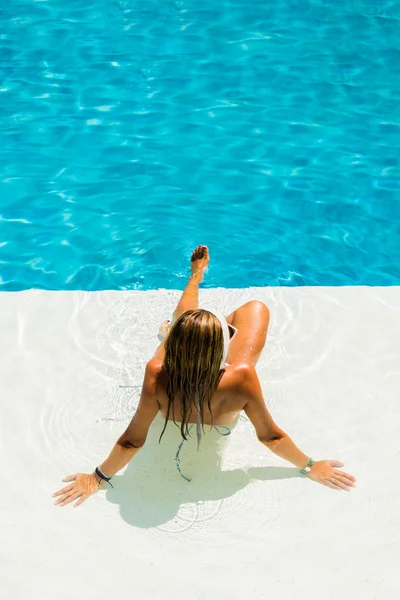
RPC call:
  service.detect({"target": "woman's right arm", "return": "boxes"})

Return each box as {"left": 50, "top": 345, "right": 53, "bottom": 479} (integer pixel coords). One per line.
{"left": 238, "top": 363, "right": 357, "bottom": 491}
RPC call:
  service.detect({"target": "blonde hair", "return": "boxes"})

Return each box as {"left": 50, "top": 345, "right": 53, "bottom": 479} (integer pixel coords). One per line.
{"left": 159, "top": 309, "right": 225, "bottom": 443}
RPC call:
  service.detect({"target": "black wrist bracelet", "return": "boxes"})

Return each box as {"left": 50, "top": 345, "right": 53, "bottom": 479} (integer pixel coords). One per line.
{"left": 95, "top": 467, "right": 114, "bottom": 488}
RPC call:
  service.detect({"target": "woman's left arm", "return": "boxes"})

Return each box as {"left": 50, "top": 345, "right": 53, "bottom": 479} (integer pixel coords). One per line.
{"left": 52, "top": 359, "right": 161, "bottom": 508}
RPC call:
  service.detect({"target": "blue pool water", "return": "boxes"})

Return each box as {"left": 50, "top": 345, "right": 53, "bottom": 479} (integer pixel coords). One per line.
{"left": 1, "top": 0, "right": 399, "bottom": 290}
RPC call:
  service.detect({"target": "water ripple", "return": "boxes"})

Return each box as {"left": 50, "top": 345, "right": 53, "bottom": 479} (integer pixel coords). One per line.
{"left": 1, "top": 1, "right": 399, "bottom": 289}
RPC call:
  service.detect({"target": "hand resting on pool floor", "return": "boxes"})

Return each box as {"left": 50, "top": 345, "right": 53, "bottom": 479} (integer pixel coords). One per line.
{"left": 52, "top": 245, "right": 357, "bottom": 508}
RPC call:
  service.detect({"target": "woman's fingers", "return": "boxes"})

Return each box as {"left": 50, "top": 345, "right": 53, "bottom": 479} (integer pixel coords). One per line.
{"left": 62, "top": 474, "right": 77, "bottom": 482}
{"left": 336, "top": 480, "right": 351, "bottom": 491}
{"left": 73, "top": 494, "right": 88, "bottom": 508}
{"left": 54, "top": 490, "right": 78, "bottom": 505}
{"left": 53, "top": 473, "right": 98, "bottom": 507}
{"left": 329, "top": 477, "right": 351, "bottom": 491}
{"left": 334, "top": 469, "right": 356, "bottom": 483}
{"left": 328, "top": 460, "right": 344, "bottom": 468}
{"left": 52, "top": 474, "right": 81, "bottom": 501}
{"left": 309, "top": 461, "right": 357, "bottom": 492}
{"left": 325, "top": 479, "right": 342, "bottom": 491}
{"left": 59, "top": 492, "right": 81, "bottom": 507}
{"left": 334, "top": 472, "right": 356, "bottom": 487}
{"left": 332, "top": 475, "right": 353, "bottom": 490}
{"left": 54, "top": 494, "right": 70, "bottom": 505}
{"left": 53, "top": 484, "right": 74, "bottom": 498}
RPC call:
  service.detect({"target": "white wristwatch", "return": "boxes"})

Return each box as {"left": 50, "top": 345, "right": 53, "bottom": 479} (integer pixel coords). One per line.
{"left": 300, "top": 458, "right": 314, "bottom": 474}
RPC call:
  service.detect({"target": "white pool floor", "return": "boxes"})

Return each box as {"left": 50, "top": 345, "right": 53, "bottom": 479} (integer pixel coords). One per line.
{"left": 1, "top": 287, "right": 399, "bottom": 599}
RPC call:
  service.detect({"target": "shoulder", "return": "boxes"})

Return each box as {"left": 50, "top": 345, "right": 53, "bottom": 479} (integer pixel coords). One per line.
{"left": 145, "top": 358, "right": 163, "bottom": 376}
{"left": 143, "top": 359, "right": 163, "bottom": 391}
{"left": 227, "top": 362, "right": 259, "bottom": 395}
{"left": 230, "top": 362, "right": 257, "bottom": 381}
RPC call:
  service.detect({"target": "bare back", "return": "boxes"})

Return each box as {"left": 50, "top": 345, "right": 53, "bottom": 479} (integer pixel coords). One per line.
{"left": 156, "top": 363, "right": 246, "bottom": 427}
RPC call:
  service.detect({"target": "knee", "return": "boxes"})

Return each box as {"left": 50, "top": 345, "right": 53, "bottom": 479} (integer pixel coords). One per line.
{"left": 246, "top": 300, "right": 270, "bottom": 317}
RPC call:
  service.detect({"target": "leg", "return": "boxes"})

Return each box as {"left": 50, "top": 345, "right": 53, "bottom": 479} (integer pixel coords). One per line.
{"left": 171, "top": 244, "right": 209, "bottom": 322}
{"left": 152, "top": 245, "right": 209, "bottom": 361}
{"left": 225, "top": 301, "right": 270, "bottom": 367}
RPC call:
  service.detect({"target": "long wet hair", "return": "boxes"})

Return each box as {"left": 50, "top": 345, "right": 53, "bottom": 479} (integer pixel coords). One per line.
{"left": 159, "top": 309, "right": 226, "bottom": 443}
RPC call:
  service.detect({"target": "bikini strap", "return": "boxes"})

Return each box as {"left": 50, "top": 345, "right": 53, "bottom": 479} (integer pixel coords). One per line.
{"left": 212, "top": 425, "right": 231, "bottom": 436}
{"left": 174, "top": 394, "right": 232, "bottom": 482}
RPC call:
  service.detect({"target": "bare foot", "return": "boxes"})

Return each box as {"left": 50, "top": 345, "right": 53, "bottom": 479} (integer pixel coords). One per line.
{"left": 190, "top": 245, "right": 210, "bottom": 282}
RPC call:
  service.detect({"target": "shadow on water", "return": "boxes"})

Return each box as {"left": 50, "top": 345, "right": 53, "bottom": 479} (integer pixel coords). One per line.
{"left": 104, "top": 414, "right": 301, "bottom": 528}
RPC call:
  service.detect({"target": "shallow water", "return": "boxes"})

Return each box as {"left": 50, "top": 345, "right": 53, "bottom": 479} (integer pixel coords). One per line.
{"left": 1, "top": 0, "right": 400, "bottom": 289}
{"left": 2, "top": 287, "right": 399, "bottom": 599}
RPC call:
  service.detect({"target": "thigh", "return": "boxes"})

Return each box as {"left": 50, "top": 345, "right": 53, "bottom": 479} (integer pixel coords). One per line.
{"left": 225, "top": 300, "right": 270, "bottom": 367}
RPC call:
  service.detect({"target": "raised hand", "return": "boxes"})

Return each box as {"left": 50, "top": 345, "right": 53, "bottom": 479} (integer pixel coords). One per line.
{"left": 308, "top": 460, "right": 357, "bottom": 491}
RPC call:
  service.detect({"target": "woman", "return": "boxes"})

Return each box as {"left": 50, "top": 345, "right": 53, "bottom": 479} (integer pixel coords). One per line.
{"left": 53, "top": 245, "right": 356, "bottom": 508}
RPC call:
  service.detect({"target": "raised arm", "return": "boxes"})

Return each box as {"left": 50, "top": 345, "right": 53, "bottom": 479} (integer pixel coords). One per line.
{"left": 53, "top": 359, "right": 161, "bottom": 508}
{"left": 239, "top": 363, "right": 357, "bottom": 491}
